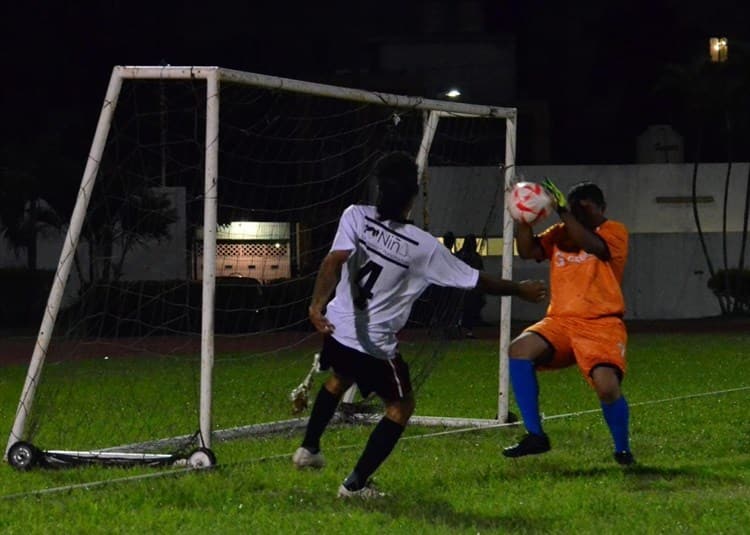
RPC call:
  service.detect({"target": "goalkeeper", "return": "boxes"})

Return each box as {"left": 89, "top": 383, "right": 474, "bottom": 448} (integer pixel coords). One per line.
{"left": 503, "top": 179, "right": 634, "bottom": 466}
{"left": 292, "top": 151, "right": 547, "bottom": 499}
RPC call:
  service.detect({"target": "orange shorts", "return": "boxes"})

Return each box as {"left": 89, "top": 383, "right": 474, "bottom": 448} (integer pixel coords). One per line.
{"left": 525, "top": 315, "right": 627, "bottom": 385}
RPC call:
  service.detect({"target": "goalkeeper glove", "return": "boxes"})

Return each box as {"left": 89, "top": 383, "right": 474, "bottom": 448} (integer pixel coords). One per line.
{"left": 542, "top": 178, "right": 568, "bottom": 214}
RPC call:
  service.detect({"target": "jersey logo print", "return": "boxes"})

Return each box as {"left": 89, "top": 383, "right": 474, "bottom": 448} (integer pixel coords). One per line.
{"left": 364, "top": 216, "right": 419, "bottom": 246}
{"left": 554, "top": 250, "right": 593, "bottom": 267}
{"left": 371, "top": 229, "right": 410, "bottom": 259}
{"left": 364, "top": 225, "right": 380, "bottom": 238}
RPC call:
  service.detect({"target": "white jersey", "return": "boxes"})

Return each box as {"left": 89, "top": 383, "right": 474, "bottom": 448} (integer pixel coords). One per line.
{"left": 325, "top": 205, "right": 479, "bottom": 359}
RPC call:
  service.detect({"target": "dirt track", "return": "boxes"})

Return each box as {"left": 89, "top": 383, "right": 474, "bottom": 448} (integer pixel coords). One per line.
{"left": 0, "top": 332, "right": 322, "bottom": 366}
{"left": 2, "top": 317, "right": 747, "bottom": 367}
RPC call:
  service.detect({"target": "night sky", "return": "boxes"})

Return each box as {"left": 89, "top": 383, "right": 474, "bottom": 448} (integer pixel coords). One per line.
{"left": 3, "top": 0, "right": 750, "bottom": 167}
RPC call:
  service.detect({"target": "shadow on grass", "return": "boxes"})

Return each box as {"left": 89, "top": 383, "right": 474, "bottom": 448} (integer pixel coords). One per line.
{"left": 501, "top": 458, "right": 747, "bottom": 492}
{"left": 354, "top": 495, "right": 556, "bottom": 533}
{"left": 620, "top": 463, "right": 747, "bottom": 491}
{"left": 234, "top": 483, "right": 555, "bottom": 533}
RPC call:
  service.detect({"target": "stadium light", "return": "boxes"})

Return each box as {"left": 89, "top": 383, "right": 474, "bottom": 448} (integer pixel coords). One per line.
{"left": 709, "top": 37, "right": 728, "bottom": 63}
{"left": 444, "top": 88, "right": 461, "bottom": 99}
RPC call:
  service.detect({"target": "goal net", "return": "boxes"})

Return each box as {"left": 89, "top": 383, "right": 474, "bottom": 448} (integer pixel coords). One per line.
{"left": 5, "top": 66, "right": 517, "bottom": 469}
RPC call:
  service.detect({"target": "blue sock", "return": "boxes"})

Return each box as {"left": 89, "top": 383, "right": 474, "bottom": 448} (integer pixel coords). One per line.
{"left": 601, "top": 396, "right": 630, "bottom": 453}
{"left": 509, "top": 359, "right": 543, "bottom": 436}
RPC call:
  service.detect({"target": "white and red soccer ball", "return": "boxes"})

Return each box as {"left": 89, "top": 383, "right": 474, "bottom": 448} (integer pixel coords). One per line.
{"left": 507, "top": 181, "right": 553, "bottom": 224}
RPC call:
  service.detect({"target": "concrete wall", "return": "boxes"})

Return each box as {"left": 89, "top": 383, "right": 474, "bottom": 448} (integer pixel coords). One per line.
{"left": 2, "top": 166, "right": 748, "bottom": 320}
{"left": 414, "top": 163, "right": 750, "bottom": 320}
{"left": 416, "top": 163, "right": 750, "bottom": 237}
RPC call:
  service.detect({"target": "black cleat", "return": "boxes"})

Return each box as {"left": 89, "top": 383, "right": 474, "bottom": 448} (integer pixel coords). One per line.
{"left": 614, "top": 450, "right": 635, "bottom": 466}
{"left": 503, "top": 433, "right": 551, "bottom": 458}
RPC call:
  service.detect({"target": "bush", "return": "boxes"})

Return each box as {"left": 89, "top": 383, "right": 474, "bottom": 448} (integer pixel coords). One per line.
{"left": 707, "top": 268, "right": 750, "bottom": 315}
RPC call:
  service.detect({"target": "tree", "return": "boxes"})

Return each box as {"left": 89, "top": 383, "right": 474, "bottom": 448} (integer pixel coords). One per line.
{"left": 0, "top": 127, "right": 77, "bottom": 270}
{"left": 0, "top": 107, "right": 178, "bottom": 284}
{"left": 76, "top": 164, "right": 178, "bottom": 285}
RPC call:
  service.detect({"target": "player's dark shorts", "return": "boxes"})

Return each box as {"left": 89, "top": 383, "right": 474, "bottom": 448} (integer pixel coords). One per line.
{"left": 319, "top": 335, "right": 412, "bottom": 401}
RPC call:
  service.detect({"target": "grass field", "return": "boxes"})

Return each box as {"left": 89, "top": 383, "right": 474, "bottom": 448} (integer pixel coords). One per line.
{"left": 1, "top": 330, "right": 749, "bottom": 534}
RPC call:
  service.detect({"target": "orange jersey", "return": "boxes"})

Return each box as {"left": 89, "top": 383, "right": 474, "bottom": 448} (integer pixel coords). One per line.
{"left": 537, "top": 220, "right": 628, "bottom": 318}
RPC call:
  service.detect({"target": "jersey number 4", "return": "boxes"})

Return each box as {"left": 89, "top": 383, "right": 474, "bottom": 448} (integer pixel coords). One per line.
{"left": 353, "top": 260, "right": 383, "bottom": 310}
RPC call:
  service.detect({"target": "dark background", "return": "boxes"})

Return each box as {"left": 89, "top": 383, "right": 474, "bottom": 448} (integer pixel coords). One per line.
{"left": 2, "top": 0, "right": 750, "bottom": 168}
{"left": 1, "top": 0, "right": 749, "bottom": 328}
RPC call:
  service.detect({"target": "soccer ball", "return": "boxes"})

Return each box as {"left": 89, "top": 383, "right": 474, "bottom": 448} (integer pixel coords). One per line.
{"left": 507, "top": 181, "right": 553, "bottom": 224}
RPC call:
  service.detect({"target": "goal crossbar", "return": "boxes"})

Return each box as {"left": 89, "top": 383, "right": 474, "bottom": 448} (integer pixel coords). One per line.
{"left": 116, "top": 66, "right": 517, "bottom": 119}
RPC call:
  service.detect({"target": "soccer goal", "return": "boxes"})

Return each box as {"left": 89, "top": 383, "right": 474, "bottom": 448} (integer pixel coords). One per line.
{"left": 5, "top": 66, "right": 518, "bottom": 470}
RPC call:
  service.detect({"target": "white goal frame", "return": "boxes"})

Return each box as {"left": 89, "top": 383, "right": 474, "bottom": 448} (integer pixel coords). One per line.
{"left": 5, "top": 66, "right": 518, "bottom": 460}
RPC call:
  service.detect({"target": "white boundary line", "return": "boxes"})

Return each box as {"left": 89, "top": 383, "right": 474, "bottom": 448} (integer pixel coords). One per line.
{"left": 3, "top": 385, "right": 748, "bottom": 500}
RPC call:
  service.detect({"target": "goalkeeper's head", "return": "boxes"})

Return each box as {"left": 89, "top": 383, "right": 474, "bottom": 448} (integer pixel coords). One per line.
{"left": 374, "top": 152, "right": 419, "bottom": 222}
{"left": 568, "top": 181, "right": 606, "bottom": 227}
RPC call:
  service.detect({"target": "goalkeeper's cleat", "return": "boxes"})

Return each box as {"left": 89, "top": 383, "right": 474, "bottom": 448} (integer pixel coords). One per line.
{"left": 614, "top": 450, "right": 635, "bottom": 466}
{"left": 502, "top": 432, "right": 551, "bottom": 458}
{"left": 337, "top": 481, "right": 386, "bottom": 500}
{"left": 292, "top": 447, "right": 325, "bottom": 469}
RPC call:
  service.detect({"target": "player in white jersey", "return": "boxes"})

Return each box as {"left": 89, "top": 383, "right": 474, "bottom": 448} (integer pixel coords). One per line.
{"left": 292, "top": 152, "right": 547, "bottom": 498}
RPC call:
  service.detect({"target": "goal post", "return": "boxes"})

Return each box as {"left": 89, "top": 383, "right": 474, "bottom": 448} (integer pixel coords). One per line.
{"left": 5, "top": 65, "right": 519, "bottom": 467}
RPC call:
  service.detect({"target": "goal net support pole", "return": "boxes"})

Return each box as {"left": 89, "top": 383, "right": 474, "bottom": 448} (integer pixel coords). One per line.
{"left": 199, "top": 70, "right": 220, "bottom": 450}
{"left": 499, "top": 113, "right": 518, "bottom": 423}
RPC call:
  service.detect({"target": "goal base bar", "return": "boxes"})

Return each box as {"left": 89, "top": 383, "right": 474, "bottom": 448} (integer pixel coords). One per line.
{"left": 211, "top": 412, "right": 521, "bottom": 441}
{"left": 42, "top": 449, "right": 177, "bottom": 467}
{"left": 30, "top": 412, "right": 521, "bottom": 465}
{"left": 343, "top": 414, "right": 520, "bottom": 428}
{"left": 7, "top": 440, "right": 218, "bottom": 471}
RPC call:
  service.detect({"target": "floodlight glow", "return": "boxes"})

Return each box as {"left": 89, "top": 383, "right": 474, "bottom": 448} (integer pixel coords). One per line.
{"left": 444, "top": 88, "right": 461, "bottom": 98}
{"left": 709, "top": 37, "right": 728, "bottom": 62}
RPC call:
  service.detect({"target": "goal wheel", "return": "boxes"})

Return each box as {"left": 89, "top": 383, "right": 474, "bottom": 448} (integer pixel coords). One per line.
{"left": 187, "top": 447, "right": 216, "bottom": 468}
{"left": 7, "top": 441, "right": 41, "bottom": 471}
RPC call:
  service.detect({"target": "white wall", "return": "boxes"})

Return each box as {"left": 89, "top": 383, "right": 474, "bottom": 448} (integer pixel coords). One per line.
{"left": 4, "top": 165, "right": 748, "bottom": 321}
{"left": 415, "top": 163, "right": 750, "bottom": 320}
{"left": 416, "top": 163, "right": 750, "bottom": 237}
{"left": 1, "top": 187, "right": 187, "bottom": 306}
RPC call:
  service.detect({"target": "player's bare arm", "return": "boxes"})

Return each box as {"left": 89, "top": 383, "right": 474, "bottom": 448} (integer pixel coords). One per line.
{"left": 476, "top": 272, "right": 547, "bottom": 302}
{"left": 544, "top": 178, "right": 610, "bottom": 260}
{"left": 309, "top": 249, "right": 351, "bottom": 333}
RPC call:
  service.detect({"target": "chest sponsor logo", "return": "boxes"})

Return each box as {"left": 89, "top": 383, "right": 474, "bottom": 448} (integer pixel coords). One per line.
{"left": 365, "top": 225, "right": 409, "bottom": 258}
{"left": 554, "top": 249, "right": 592, "bottom": 267}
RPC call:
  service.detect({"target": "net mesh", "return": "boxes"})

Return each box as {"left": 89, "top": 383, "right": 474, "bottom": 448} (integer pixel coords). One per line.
{"left": 15, "top": 73, "right": 510, "bottom": 462}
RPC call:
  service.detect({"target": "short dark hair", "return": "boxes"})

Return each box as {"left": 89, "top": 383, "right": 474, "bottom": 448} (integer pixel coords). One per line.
{"left": 568, "top": 181, "right": 605, "bottom": 207}
{"left": 374, "top": 151, "right": 419, "bottom": 221}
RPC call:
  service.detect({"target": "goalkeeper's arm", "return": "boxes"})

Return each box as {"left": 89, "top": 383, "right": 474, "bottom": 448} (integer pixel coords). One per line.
{"left": 558, "top": 208, "right": 611, "bottom": 260}
{"left": 515, "top": 220, "right": 545, "bottom": 261}
{"left": 543, "top": 178, "right": 610, "bottom": 260}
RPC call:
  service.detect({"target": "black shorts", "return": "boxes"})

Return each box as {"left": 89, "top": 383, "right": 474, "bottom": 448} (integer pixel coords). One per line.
{"left": 319, "top": 335, "right": 412, "bottom": 401}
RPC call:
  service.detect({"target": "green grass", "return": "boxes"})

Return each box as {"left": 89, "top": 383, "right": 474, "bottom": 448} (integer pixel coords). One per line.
{"left": 1, "top": 332, "right": 749, "bottom": 534}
